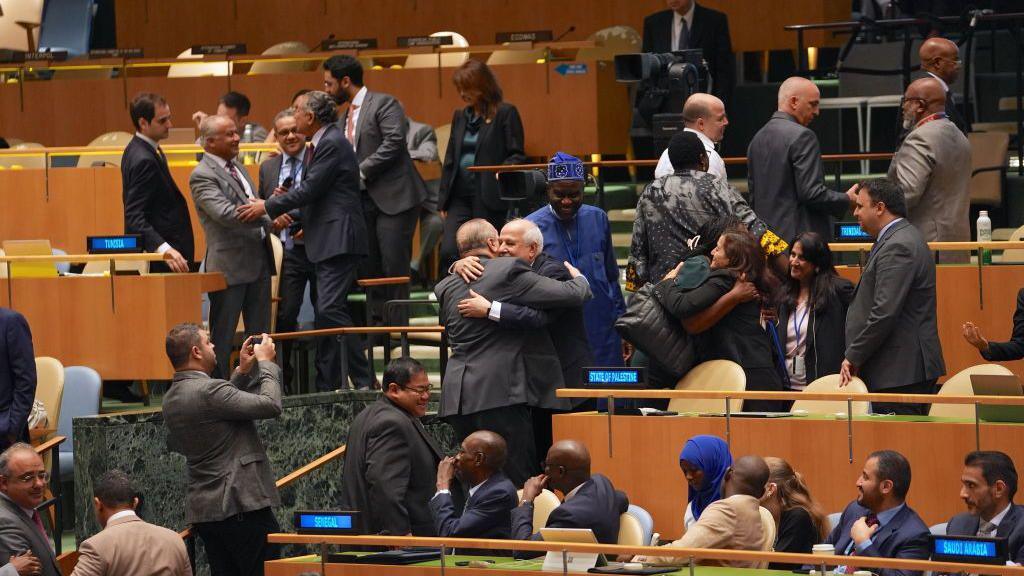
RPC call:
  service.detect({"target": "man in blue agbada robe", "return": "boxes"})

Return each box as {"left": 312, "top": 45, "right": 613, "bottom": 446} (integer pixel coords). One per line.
{"left": 526, "top": 152, "right": 627, "bottom": 368}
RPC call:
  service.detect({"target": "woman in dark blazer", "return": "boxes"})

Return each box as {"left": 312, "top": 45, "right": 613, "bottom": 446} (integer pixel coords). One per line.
{"left": 655, "top": 229, "right": 786, "bottom": 411}
{"left": 776, "top": 232, "right": 855, "bottom": 389}
{"left": 438, "top": 59, "right": 525, "bottom": 268}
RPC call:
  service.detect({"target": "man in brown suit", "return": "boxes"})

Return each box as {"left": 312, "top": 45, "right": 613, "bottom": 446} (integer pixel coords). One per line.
{"left": 635, "top": 455, "right": 771, "bottom": 568}
{"left": 71, "top": 470, "right": 191, "bottom": 576}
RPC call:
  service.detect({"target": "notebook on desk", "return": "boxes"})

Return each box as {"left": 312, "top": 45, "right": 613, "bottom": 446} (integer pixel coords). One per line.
{"left": 971, "top": 374, "right": 1024, "bottom": 423}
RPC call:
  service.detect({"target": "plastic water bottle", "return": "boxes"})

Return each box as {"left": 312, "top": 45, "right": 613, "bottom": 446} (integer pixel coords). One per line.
{"left": 242, "top": 124, "right": 254, "bottom": 164}
{"left": 977, "top": 210, "right": 992, "bottom": 265}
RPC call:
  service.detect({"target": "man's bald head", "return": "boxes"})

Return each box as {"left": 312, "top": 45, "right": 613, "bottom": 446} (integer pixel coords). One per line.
{"left": 919, "top": 37, "right": 960, "bottom": 85}
{"left": 464, "top": 430, "right": 507, "bottom": 473}
{"left": 723, "top": 455, "right": 770, "bottom": 499}
{"left": 683, "top": 93, "right": 729, "bottom": 143}
{"left": 777, "top": 77, "right": 820, "bottom": 127}
{"left": 545, "top": 440, "right": 592, "bottom": 494}
{"left": 455, "top": 219, "right": 499, "bottom": 258}
{"left": 901, "top": 77, "right": 947, "bottom": 129}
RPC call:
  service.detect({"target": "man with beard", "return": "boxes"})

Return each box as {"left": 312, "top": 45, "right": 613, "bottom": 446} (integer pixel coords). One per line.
{"left": 825, "top": 450, "right": 930, "bottom": 576}
{"left": 947, "top": 451, "right": 1024, "bottom": 563}
{"left": 888, "top": 77, "right": 971, "bottom": 262}
{"left": 322, "top": 55, "right": 426, "bottom": 328}
{"left": 430, "top": 430, "right": 517, "bottom": 542}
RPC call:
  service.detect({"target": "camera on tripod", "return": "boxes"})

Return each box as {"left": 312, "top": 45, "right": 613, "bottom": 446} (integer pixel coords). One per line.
{"left": 616, "top": 50, "right": 707, "bottom": 157}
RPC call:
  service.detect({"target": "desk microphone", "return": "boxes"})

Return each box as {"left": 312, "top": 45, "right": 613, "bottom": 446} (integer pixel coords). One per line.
{"left": 554, "top": 25, "right": 576, "bottom": 42}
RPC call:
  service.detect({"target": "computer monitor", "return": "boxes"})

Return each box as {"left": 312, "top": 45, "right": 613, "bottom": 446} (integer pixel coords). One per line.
{"left": 970, "top": 374, "right": 1024, "bottom": 423}
{"left": 1, "top": 239, "right": 58, "bottom": 278}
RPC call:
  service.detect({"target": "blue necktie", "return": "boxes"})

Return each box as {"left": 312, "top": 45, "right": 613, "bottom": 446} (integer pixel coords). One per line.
{"left": 281, "top": 157, "right": 299, "bottom": 249}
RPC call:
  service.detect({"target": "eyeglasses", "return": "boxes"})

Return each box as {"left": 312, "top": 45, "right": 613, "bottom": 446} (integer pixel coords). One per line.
{"left": 7, "top": 472, "right": 49, "bottom": 484}
{"left": 401, "top": 385, "right": 431, "bottom": 396}
{"left": 900, "top": 96, "right": 932, "bottom": 108}
{"left": 275, "top": 127, "right": 300, "bottom": 138}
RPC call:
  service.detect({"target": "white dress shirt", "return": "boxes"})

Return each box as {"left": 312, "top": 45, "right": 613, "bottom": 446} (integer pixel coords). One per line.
{"left": 654, "top": 128, "right": 727, "bottom": 181}
{"left": 105, "top": 509, "right": 138, "bottom": 527}
{"left": 433, "top": 479, "right": 486, "bottom": 500}
{"left": 672, "top": 3, "right": 696, "bottom": 51}
{"left": 347, "top": 86, "right": 368, "bottom": 146}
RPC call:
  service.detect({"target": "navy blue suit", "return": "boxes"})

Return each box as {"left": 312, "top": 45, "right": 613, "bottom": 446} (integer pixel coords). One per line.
{"left": 947, "top": 504, "right": 1024, "bottom": 564}
{"left": 0, "top": 309, "right": 36, "bottom": 451}
{"left": 510, "top": 474, "right": 629, "bottom": 558}
{"left": 826, "top": 501, "right": 930, "bottom": 576}
{"left": 428, "top": 472, "right": 517, "bottom": 541}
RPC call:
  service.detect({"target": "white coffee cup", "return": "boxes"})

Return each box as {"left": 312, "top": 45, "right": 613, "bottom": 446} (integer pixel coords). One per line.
{"left": 812, "top": 544, "right": 836, "bottom": 555}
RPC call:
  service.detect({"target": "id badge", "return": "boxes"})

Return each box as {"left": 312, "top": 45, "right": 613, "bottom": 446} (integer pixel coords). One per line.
{"left": 789, "top": 355, "right": 806, "bottom": 380}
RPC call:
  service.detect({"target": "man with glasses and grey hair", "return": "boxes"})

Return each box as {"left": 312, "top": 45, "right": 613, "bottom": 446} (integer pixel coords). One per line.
{"left": 0, "top": 443, "right": 56, "bottom": 575}
{"left": 340, "top": 357, "right": 442, "bottom": 536}
{"left": 237, "top": 90, "right": 373, "bottom": 391}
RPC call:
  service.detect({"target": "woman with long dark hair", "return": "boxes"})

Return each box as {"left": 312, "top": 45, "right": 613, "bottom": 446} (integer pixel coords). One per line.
{"left": 655, "top": 229, "right": 786, "bottom": 411}
{"left": 437, "top": 59, "right": 525, "bottom": 268}
{"left": 777, "top": 232, "right": 855, "bottom": 389}
{"left": 761, "top": 457, "right": 830, "bottom": 568}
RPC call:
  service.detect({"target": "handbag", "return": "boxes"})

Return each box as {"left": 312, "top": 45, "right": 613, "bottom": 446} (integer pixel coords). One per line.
{"left": 614, "top": 283, "right": 695, "bottom": 379}
{"left": 27, "top": 399, "right": 47, "bottom": 429}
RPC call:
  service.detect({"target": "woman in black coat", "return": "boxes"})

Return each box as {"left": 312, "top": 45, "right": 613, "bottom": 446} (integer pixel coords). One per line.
{"left": 655, "top": 229, "right": 786, "bottom": 411}
{"left": 437, "top": 59, "right": 525, "bottom": 268}
{"left": 776, "top": 232, "right": 855, "bottom": 389}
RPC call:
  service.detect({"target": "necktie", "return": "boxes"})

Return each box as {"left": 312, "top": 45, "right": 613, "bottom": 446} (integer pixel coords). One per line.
{"left": 286, "top": 156, "right": 299, "bottom": 183}
{"left": 225, "top": 161, "right": 249, "bottom": 198}
{"left": 677, "top": 19, "right": 689, "bottom": 51}
{"left": 304, "top": 143, "right": 315, "bottom": 168}
{"left": 345, "top": 103, "right": 360, "bottom": 144}
{"left": 31, "top": 510, "right": 46, "bottom": 539}
{"left": 978, "top": 520, "right": 997, "bottom": 537}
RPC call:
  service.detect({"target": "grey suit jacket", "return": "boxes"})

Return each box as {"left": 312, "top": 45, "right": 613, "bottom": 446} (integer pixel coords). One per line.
{"left": 434, "top": 256, "right": 591, "bottom": 417}
{"left": 190, "top": 154, "right": 272, "bottom": 286}
{"left": 845, "top": 220, "right": 945, "bottom": 390}
{"left": 344, "top": 90, "right": 427, "bottom": 215}
{"left": 747, "top": 111, "right": 850, "bottom": 242}
{"left": 888, "top": 117, "right": 971, "bottom": 246}
{"left": 406, "top": 118, "right": 438, "bottom": 162}
{"left": 162, "top": 363, "right": 283, "bottom": 524}
{"left": 0, "top": 494, "right": 59, "bottom": 576}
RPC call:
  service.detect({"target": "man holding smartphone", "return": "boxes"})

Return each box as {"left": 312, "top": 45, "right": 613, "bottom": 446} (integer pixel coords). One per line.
{"left": 259, "top": 108, "right": 316, "bottom": 391}
{"left": 163, "top": 324, "right": 282, "bottom": 576}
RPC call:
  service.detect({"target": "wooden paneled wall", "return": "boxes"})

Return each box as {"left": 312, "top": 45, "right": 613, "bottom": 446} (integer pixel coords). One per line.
{"left": 114, "top": 0, "right": 848, "bottom": 57}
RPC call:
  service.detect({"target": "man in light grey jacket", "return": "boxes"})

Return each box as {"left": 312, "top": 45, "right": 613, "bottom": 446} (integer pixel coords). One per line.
{"left": 888, "top": 77, "right": 971, "bottom": 263}
{"left": 191, "top": 114, "right": 274, "bottom": 378}
{"left": 162, "top": 323, "right": 282, "bottom": 576}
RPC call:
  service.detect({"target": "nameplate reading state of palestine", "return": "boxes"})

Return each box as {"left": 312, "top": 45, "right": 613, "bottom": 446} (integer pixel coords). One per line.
{"left": 192, "top": 44, "right": 246, "bottom": 55}
{"left": 397, "top": 36, "right": 453, "bottom": 48}
{"left": 322, "top": 38, "right": 377, "bottom": 51}
{"left": 581, "top": 367, "right": 647, "bottom": 389}
{"left": 496, "top": 30, "right": 554, "bottom": 43}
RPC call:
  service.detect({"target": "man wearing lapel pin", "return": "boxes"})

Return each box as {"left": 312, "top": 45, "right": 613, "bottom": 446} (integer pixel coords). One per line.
{"left": 191, "top": 115, "right": 274, "bottom": 379}
{"left": 840, "top": 179, "right": 944, "bottom": 415}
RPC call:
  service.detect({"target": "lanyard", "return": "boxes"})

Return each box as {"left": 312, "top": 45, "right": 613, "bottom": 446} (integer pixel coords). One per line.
{"left": 551, "top": 206, "right": 581, "bottom": 268}
{"left": 915, "top": 112, "right": 947, "bottom": 129}
{"left": 792, "top": 301, "right": 810, "bottom": 353}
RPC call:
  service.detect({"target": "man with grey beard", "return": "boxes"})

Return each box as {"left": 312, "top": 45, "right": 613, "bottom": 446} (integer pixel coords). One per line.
{"left": 887, "top": 77, "right": 971, "bottom": 262}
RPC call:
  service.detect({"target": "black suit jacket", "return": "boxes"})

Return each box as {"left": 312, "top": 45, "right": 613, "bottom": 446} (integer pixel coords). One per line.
{"left": 265, "top": 123, "right": 368, "bottom": 263}
{"left": 511, "top": 474, "right": 629, "bottom": 558}
{"left": 0, "top": 309, "right": 34, "bottom": 451}
{"left": 777, "top": 279, "right": 856, "bottom": 383}
{"left": 341, "top": 90, "right": 427, "bottom": 215}
{"left": 498, "top": 252, "right": 593, "bottom": 407}
{"left": 428, "top": 471, "right": 517, "bottom": 540}
{"left": 341, "top": 397, "right": 443, "bottom": 536}
{"left": 825, "top": 501, "right": 930, "bottom": 576}
{"left": 642, "top": 6, "right": 735, "bottom": 105}
{"left": 438, "top": 103, "right": 526, "bottom": 212}
{"left": 947, "top": 504, "right": 1024, "bottom": 564}
{"left": 120, "top": 135, "right": 195, "bottom": 262}
{"left": 981, "top": 287, "right": 1024, "bottom": 362}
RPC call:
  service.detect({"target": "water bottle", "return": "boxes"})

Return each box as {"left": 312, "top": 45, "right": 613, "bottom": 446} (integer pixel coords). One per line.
{"left": 977, "top": 210, "right": 992, "bottom": 265}
{"left": 242, "top": 124, "right": 254, "bottom": 164}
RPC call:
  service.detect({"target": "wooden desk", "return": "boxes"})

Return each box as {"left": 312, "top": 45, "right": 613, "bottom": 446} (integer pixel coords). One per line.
{"left": 0, "top": 273, "right": 224, "bottom": 380}
{"left": 553, "top": 413, "right": 1024, "bottom": 541}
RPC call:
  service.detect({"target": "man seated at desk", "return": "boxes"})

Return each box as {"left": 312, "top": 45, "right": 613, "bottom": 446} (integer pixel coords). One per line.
{"left": 826, "top": 450, "right": 930, "bottom": 576}
{"left": 635, "top": 455, "right": 771, "bottom": 569}
{"left": 947, "top": 451, "right": 1024, "bottom": 564}
{"left": 430, "top": 430, "right": 517, "bottom": 541}
{"left": 511, "top": 440, "right": 628, "bottom": 557}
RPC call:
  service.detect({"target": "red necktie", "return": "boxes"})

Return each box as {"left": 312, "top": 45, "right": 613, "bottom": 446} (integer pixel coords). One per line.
{"left": 31, "top": 510, "right": 46, "bottom": 539}
{"left": 345, "top": 104, "right": 359, "bottom": 144}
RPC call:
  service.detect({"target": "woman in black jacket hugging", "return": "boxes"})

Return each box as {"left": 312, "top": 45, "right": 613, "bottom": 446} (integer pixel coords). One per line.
{"left": 776, "top": 232, "right": 855, "bottom": 390}
{"left": 654, "top": 229, "right": 786, "bottom": 411}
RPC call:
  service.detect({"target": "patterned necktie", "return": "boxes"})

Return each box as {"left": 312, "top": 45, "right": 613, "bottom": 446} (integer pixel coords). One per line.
{"left": 286, "top": 156, "right": 299, "bottom": 183}
{"left": 978, "top": 520, "right": 997, "bottom": 537}
{"left": 225, "top": 161, "right": 249, "bottom": 198}
{"left": 345, "top": 104, "right": 360, "bottom": 144}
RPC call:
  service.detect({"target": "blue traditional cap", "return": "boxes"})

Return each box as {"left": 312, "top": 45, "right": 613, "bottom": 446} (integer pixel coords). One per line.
{"left": 547, "top": 151, "right": 585, "bottom": 182}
